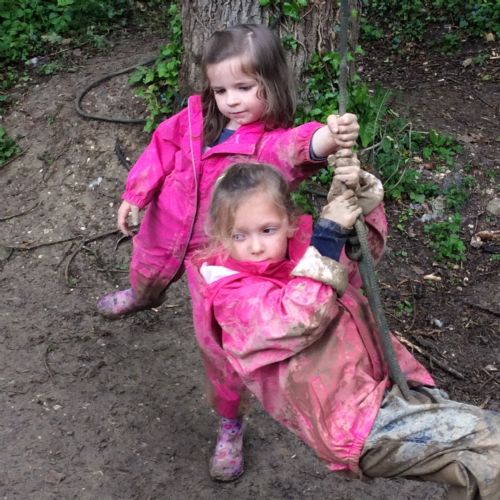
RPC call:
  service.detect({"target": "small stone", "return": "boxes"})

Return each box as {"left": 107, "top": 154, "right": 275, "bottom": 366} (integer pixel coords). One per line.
{"left": 431, "top": 318, "right": 444, "bottom": 328}
{"left": 486, "top": 197, "right": 500, "bottom": 217}
{"left": 45, "top": 470, "right": 66, "bottom": 484}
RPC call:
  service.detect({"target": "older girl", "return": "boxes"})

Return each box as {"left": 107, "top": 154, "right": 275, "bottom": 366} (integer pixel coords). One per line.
{"left": 97, "top": 23, "right": 358, "bottom": 319}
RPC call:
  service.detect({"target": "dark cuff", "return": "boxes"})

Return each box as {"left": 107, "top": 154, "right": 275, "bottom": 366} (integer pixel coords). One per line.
{"left": 311, "top": 218, "right": 355, "bottom": 261}
{"left": 309, "top": 142, "right": 327, "bottom": 162}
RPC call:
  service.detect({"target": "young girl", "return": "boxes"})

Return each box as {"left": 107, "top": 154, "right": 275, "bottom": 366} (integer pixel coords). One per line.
{"left": 96, "top": 23, "right": 359, "bottom": 319}
{"left": 186, "top": 162, "right": 500, "bottom": 497}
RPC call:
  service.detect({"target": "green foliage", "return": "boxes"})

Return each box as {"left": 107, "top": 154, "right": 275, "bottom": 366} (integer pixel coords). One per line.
{"left": 291, "top": 187, "right": 314, "bottom": 214}
{"left": 1, "top": 0, "right": 65, "bottom": 63}
{"left": 39, "top": 61, "right": 64, "bottom": 75}
{"left": 396, "top": 207, "right": 414, "bottom": 233}
{"left": 424, "top": 214, "right": 466, "bottom": 262}
{"left": 422, "top": 129, "right": 462, "bottom": 166}
{"left": 0, "top": 0, "right": 148, "bottom": 64}
{"left": 129, "top": 3, "right": 182, "bottom": 132}
{"left": 370, "top": 121, "right": 464, "bottom": 205}
{"left": 443, "top": 175, "right": 476, "bottom": 210}
{"left": 259, "top": 0, "right": 309, "bottom": 22}
{"left": 361, "top": 0, "right": 499, "bottom": 49}
{"left": 395, "top": 299, "right": 413, "bottom": 317}
{"left": 290, "top": 38, "right": 473, "bottom": 262}
{"left": 296, "top": 50, "right": 388, "bottom": 150}
{"left": 0, "top": 0, "right": 166, "bottom": 105}
{"left": 0, "top": 126, "right": 20, "bottom": 168}
{"left": 436, "top": 32, "right": 461, "bottom": 54}
{"left": 485, "top": 168, "right": 497, "bottom": 181}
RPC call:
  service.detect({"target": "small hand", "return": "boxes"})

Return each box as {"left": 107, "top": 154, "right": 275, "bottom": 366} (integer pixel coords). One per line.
{"left": 321, "top": 190, "right": 362, "bottom": 229}
{"left": 326, "top": 113, "right": 359, "bottom": 149}
{"left": 117, "top": 200, "right": 140, "bottom": 236}
{"left": 331, "top": 149, "right": 360, "bottom": 190}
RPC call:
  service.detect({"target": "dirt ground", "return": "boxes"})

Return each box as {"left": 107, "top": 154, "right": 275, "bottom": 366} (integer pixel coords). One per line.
{"left": 1, "top": 28, "right": 498, "bottom": 500}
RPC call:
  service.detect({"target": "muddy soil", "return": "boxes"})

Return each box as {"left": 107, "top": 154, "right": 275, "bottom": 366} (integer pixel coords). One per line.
{"left": 0, "top": 28, "right": 498, "bottom": 499}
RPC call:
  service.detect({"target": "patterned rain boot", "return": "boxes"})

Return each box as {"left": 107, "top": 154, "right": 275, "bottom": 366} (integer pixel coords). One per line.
{"left": 209, "top": 417, "right": 245, "bottom": 482}
{"left": 96, "top": 288, "right": 150, "bottom": 319}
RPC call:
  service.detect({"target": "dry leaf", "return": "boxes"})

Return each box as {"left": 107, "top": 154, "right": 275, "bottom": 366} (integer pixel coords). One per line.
{"left": 423, "top": 273, "right": 442, "bottom": 282}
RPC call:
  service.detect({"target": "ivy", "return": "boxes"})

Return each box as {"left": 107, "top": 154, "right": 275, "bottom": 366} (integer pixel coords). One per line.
{"left": 129, "top": 3, "right": 182, "bottom": 132}
{"left": 259, "top": 0, "right": 309, "bottom": 22}
{"left": 360, "top": 0, "right": 499, "bottom": 49}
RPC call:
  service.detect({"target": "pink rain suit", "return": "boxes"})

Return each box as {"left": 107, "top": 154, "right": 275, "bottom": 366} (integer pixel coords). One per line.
{"left": 121, "top": 95, "right": 325, "bottom": 301}
{"left": 186, "top": 209, "right": 435, "bottom": 474}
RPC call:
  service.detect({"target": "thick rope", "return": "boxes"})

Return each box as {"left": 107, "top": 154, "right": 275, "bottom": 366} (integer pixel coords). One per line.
{"left": 338, "top": 0, "right": 411, "bottom": 399}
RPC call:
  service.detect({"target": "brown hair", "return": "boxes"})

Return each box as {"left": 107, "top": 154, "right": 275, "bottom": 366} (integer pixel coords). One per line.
{"left": 207, "top": 163, "right": 298, "bottom": 246}
{"left": 201, "top": 24, "right": 296, "bottom": 145}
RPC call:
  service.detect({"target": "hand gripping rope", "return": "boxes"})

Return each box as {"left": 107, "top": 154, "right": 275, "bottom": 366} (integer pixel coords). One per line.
{"left": 336, "top": 0, "right": 411, "bottom": 400}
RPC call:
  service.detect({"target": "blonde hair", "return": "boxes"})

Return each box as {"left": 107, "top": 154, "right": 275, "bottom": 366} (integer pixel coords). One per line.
{"left": 201, "top": 24, "right": 296, "bottom": 145}
{"left": 207, "top": 163, "right": 298, "bottom": 246}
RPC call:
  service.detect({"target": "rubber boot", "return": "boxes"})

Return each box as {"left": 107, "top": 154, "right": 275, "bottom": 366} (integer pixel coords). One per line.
{"left": 209, "top": 417, "right": 245, "bottom": 482}
{"left": 96, "top": 288, "right": 151, "bottom": 319}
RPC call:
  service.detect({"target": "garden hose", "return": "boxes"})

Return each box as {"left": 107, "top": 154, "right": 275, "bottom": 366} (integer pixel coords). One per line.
{"left": 74, "top": 57, "right": 157, "bottom": 124}
{"left": 337, "top": 0, "right": 411, "bottom": 400}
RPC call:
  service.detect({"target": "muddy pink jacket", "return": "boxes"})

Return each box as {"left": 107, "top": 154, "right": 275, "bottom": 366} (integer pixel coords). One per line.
{"left": 122, "top": 95, "right": 324, "bottom": 296}
{"left": 186, "top": 209, "right": 434, "bottom": 474}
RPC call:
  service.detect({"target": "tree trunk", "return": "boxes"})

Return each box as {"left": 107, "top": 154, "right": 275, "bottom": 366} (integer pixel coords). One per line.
{"left": 180, "top": 0, "right": 360, "bottom": 95}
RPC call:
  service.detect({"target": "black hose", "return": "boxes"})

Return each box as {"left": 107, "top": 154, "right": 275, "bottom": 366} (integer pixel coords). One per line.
{"left": 74, "top": 57, "right": 157, "bottom": 124}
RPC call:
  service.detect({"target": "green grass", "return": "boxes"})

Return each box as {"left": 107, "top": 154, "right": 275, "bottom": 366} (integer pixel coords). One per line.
{"left": 0, "top": 126, "right": 20, "bottom": 168}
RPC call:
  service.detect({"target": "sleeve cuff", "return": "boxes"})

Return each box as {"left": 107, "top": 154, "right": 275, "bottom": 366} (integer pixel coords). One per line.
{"left": 291, "top": 246, "right": 348, "bottom": 295}
{"left": 311, "top": 218, "right": 355, "bottom": 261}
{"left": 309, "top": 141, "right": 328, "bottom": 162}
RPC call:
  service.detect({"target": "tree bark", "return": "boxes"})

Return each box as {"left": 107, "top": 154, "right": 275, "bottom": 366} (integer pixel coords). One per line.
{"left": 180, "top": 0, "right": 360, "bottom": 95}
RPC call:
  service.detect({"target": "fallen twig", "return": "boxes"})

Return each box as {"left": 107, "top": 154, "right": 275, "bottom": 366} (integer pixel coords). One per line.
{"left": 114, "top": 139, "right": 132, "bottom": 171}
{"left": 44, "top": 345, "right": 56, "bottom": 383}
{"left": 394, "top": 331, "right": 465, "bottom": 380}
{"left": 7, "top": 235, "right": 79, "bottom": 251}
{"left": 462, "top": 300, "right": 500, "bottom": 318}
{"left": 0, "top": 202, "right": 40, "bottom": 222}
{"left": 64, "top": 245, "right": 83, "bottom": 286}
{"left": 4, "top": 228, "right": 120, "bottom": 251}
{"left": 478, "top": 372, "right": 500, "bottom": 392}
{"left": 114, "top": 233, "right": 132, "bottom": 251}
{"left": 54, "top": 242, "right": 76, "bottom": 271}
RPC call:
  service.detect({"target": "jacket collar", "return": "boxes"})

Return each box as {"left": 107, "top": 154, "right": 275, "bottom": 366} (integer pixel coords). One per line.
{"left": 187, "top": 94, "right": 267, "bottom": 159}
{"left": 202, "top": 121, "right": 266, "bottom": 159}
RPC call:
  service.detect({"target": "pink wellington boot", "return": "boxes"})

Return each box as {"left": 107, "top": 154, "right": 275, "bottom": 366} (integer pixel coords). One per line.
{"left": 96, "top": 288, "right": 151, "bottom": 320}
{"left": 209, "top": 417, "right": 245, "bottom": 482}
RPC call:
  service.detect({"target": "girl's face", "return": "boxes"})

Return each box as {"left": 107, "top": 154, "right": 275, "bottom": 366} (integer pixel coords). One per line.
{"left": 206, "top": 56, "right": 266, "bottom": 130}
{"left": 226, "top": 189, "right": 292, "bottom": 262}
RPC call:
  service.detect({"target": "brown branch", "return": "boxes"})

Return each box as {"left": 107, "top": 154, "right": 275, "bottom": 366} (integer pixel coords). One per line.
{"left": 44, "top": 345, "right": 56, "bottom": 383}
{"left": 64, "top": 244, "right": 83, "bottom": 286}
{"left": 394, "top": 331, "right": 465, "bottom": 380}
{"left": 114, "top": 233, "right": 132, "bottom": 251}
{"left": 54, "top": 242, "right": 76, "bottom": 270}
{"left": 4, "top": 228, "right": 120, "bottom": 251}
{"left": 7, "top": 235, "right": 79, "bottom": 251}
{"left": 0, "top": 202, "right": 40, "bottom": 222}
{"left": 462, "top": 300, "right": 500, "bottom": 318}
